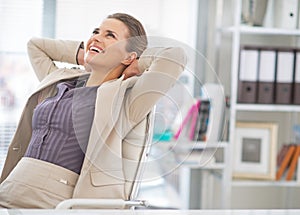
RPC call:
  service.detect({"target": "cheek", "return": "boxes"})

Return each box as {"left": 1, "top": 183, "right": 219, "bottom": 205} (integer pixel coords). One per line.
{"left": 84, "top": 51, "right": 122, "bottom": 71}
{"left": 84, "top": 41, "right": 127, "bottom": 68}
{"left": 86, "top": 38, "right": 92, "bottom": 50}
{"left": 105, "top": 39, "right": 127, "bottom": 53}
{"left": 104, "top": 42, "right": 127, "bottom": 61}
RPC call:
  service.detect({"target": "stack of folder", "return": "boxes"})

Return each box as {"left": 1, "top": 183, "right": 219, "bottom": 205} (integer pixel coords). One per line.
{"left": 276, "top": 144, "right": 300, "bottom": 181}
{"left": 174, "top": 99, "right": 210, "bottom": 141}
{"left": 237, "top": 46, "right": 300, "bottom": 105}
{"left": 172, "top": 83, "right": 225, "bottom": 143}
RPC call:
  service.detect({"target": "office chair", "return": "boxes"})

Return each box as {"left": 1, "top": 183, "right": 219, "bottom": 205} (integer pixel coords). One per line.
{"left": 56, "top": 107, "right": 155, "bottom": 209}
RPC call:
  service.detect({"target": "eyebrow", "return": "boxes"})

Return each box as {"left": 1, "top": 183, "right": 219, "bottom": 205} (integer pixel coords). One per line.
{"left": 93, "top": 28, "right": 118, "bottom": 37}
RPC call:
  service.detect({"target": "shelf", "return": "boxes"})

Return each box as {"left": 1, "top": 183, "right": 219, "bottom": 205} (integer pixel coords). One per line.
{"left": 222, "top": 25, "right": 300, "bottom": 36}
{"left": 232, "top": 180, "right": 300, "bottom": 187}
{"left": 181, "top": 163, "right": 225, "bottom": 170}
{"left": 214, "top": 0, "right": 300, "bottom": 208}
{"left": 235, "top": 104, "right": 300, "bottom": 112}
{"left": 156, "top": 141, "right": 228, "bottom": 150}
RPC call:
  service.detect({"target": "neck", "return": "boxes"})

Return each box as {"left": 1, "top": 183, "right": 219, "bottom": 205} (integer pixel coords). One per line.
{"left": 86, "top": 64, "right": 126, "bottom": 87}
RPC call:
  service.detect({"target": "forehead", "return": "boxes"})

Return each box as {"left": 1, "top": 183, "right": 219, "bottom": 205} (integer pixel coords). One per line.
{"left": 99, "top": 18, "right": 129, "bottom": 38}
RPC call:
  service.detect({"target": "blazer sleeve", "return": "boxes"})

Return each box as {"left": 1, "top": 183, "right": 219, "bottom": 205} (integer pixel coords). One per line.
{"left": 126, "top": 46, "right": 187, "bottom": 123}
{"left": 27, "top": 37, "right": 82, "bottom": 81}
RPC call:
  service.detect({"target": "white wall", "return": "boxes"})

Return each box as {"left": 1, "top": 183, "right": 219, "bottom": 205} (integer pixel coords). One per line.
{"left": 55, "top": 0, "right": 198, "bottom": 48}
{"left": 0, "top": 0, "right": 43, "bottom": 52}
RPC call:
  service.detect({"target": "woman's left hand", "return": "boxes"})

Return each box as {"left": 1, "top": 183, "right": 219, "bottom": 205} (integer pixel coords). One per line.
{"left": 123, "top": 59, "right": 142, "bottom": 80}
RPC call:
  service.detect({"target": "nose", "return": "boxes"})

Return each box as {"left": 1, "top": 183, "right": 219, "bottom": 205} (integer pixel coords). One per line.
{"left": 92, "top": 33, "right": 104, "bottom": 43}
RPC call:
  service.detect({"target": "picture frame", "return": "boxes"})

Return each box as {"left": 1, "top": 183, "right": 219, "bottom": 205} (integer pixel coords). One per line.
{"left": 233, "top": 122, "right": 278, "bottom": 180}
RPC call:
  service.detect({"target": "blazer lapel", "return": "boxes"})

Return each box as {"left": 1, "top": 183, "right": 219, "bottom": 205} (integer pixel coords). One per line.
{"left": 85, "top": 75, "right": 139, "bottom": 163}
{"left": 34, "top": 68, "right": 88, "bottom": 94}
{"left": 86, "top": 75, "right": 125, "bottom": 161}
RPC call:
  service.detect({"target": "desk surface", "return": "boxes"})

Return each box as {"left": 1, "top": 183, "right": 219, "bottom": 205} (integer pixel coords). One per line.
{"left": 1, "top": 209, "right": 300, "bottom": 214}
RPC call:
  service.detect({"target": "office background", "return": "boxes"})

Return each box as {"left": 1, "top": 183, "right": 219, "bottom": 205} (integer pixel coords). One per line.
{"left": 1, "top": 0, "right": 300, "bottom": 210}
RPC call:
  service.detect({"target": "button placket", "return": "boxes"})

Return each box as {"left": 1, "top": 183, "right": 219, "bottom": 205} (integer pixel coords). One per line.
{"left": 37, "top": 85, "right": 69, "bottom": 158}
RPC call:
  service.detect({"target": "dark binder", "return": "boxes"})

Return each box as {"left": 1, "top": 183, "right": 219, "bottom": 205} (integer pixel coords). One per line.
{"left": 257, "top": 82, "right": 274, "bottom": 104}
{"left": 275, "top": 50, "right": 294, "bottom": 104}
{"left": 257, "top": 49, "right": 276, "bottom": 104}
{"left": 194, "top": 100, "right": 210, "bottom": 141}
{"left": 238, "top": 81, "right": 257, "bottom": 103}
{"left": 293, "top": 52, "right": 300, "bottom": 104}
{"left": 237, "top": 48, "right": 259, "bottom": 103}
{"left": 294, "top": 83, "right": 300, "bottom": 104}
{"left": 275, "top": 83, "right": 293, "bottom": 104}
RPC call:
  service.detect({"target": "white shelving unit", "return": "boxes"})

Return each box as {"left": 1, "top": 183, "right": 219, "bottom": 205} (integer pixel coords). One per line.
{"left": 162, "top": 141, "right": 228, "bottom": 150}
{"left": 150, "top": 0, "right": 300, "bottom": 209}
{"left": 232, "top": 180, "right": 300, "bottom": 188}
{"left": 217, "top": 0, "right": 300, "bottom": 209}
{"left": 236, "top": 104, "right": 300, "bottom": 112}
{"left": 155, "top": 140, "right": 229, "bottom": 209}
{"left": 222, "top": 25, "right": 300, "bottom": 36}
{"left": 159, "top": 141, "right": 228, "bottom": 169}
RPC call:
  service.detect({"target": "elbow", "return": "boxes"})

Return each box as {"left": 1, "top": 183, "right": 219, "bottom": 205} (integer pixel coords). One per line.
{"left": 27, "top": 37, "right": 38, "bottom": 50}
{"left": 26, "top": 37, "right": 41, "bottom": 57}
{"left": 172, "top": 47, "right": 187, "bottom": 67}
{"left": 163, "top": 47, "right": 187, "bottom": 71}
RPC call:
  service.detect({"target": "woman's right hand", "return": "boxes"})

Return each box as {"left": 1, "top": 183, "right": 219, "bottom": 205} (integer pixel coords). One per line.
{"left": 77, "top": 47, "right": 85, "bottom": 66}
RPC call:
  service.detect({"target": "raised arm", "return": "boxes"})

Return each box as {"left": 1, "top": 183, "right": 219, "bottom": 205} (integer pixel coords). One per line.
{"left": 125, "top": 46, "right": 187, "bottom": 123}
{"left": 27, "top": 37, "right": 82, "bottom": 81}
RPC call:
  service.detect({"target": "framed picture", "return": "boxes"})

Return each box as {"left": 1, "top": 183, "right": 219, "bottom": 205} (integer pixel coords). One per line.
{"left": 233, "top": 122, "right": 278, "bottom": 180}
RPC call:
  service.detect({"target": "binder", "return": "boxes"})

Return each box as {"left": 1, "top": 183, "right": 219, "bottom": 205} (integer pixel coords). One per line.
{"left": 277, "top": 144, "right": 290, "bottom": 167}
{"left": 275, "top": 50, "right": 294, "bottom": 104}
{"left": 189, "top": 100, "right": 201, "bottom": 140}
{"left": 276, "top": 144, "right": 296, "bottom": 180}
{"left": 174, "top": 101, "right": 199, "bottom": 140}
{"left": 293, "top": 52, "right": 300, "bottom": 104}
{"left": 257, "top": 49, "right": 276, "bottom": 104}
{"left": 297, "top": 157, "right": 300, "bottom": 183}
{"left": 200, "top": 83, "right": 225, "bottom": 143}
{"left": 193, "top": 101, "right": 202, "bottom": 141}
{"left": 238, "top": 48, "right": 259, "bottom": 103}
{"left": 286, "top": 145, "right": 300, "bottom": 180}
{"left": 194, "top": 100, "right": 210, "bottom": 141}
{"left": 274, "top": 0, "right": 298, "bottom": 29}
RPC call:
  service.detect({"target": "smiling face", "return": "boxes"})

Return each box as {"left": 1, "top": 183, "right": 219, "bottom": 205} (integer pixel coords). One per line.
{"left": 84, "top": 18, "right": 131, "bottom": 72}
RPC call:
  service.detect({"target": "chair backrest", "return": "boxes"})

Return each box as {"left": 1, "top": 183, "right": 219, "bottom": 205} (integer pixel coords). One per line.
{"left": 55, "top": 107, "right": 156, "bottom": 210}
{"left": 127, "top": 107, "right": 155, "bottom": 201}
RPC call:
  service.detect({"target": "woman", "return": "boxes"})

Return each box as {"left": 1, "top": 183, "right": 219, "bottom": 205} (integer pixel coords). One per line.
{"left": 0, "top": 13, "right": 186, "bottom": 208}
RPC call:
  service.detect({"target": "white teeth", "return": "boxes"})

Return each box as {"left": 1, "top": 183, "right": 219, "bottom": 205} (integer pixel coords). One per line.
{"left": 90, "top": 46, "right": 104, "bottom": 53}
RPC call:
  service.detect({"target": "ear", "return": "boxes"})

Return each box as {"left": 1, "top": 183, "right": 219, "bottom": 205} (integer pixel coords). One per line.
{"left": 121, "top": 52, "right": 137, "bottom": 66}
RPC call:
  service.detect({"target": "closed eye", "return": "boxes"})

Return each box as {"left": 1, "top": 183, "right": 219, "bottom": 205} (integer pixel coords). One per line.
{"left": 106, "top": 31, "right": 116, "bottom": 39}
{"left": 91, "top": 28, "right": 117, "bottom": 39}
{"left": 92, "top": 28, "right": 99, "bottom": 35}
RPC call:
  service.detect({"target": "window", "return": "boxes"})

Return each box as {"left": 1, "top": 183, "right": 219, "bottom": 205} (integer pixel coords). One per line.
{"left": 0, "top": 0, "right": 198, "bottom": 208}
{"left": 0, "top": 0, "right": 43, "bottom": 171}
{"left": 0, "top": 0, "right": 197, "bottom": 187}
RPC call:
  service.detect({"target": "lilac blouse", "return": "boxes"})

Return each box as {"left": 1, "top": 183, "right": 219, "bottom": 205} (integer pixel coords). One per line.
{"left": 24, "top": 79, "right": 98, "bottom": 174}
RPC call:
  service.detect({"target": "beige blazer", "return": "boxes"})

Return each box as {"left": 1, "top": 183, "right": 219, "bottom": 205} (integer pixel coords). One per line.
{"left": 0, "top": 37, "right": 186, "bottom": 200}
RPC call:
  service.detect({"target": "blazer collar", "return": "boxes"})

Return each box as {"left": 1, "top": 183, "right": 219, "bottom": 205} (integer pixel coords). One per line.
{"left": 85, "top": 75, "right": 138, "bottom": 162}
{"left": 34, "top": 68, "right": 88, "bottom": 94}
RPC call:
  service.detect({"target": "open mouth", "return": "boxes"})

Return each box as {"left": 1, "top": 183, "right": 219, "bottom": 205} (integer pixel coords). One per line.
{"left": 89, "top": 46, "right": 104, "bottom": 54}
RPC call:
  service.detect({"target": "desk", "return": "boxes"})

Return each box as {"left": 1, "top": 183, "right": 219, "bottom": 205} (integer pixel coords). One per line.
{"left": 1, "top": 209, "right": 300, "bottom": 214}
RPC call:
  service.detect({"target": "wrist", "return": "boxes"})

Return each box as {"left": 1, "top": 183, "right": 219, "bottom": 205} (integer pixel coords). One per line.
{"left": 76, "top": 42, "right": 85, "bottom": 65}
